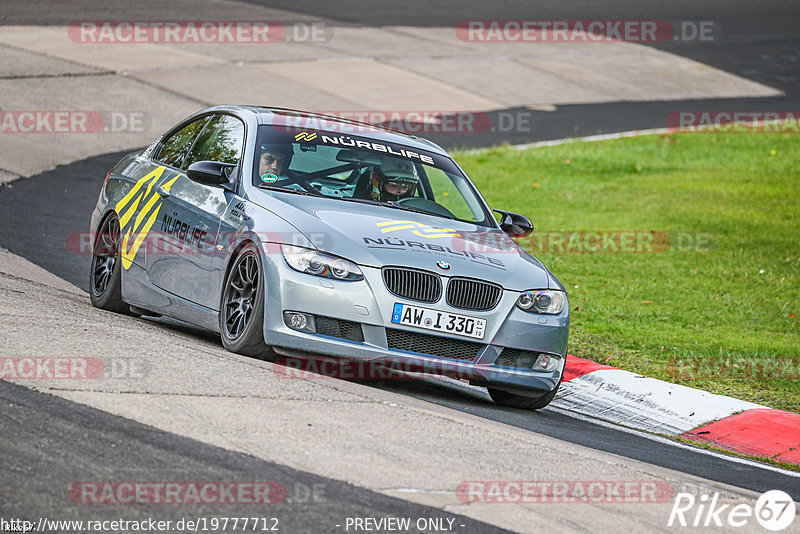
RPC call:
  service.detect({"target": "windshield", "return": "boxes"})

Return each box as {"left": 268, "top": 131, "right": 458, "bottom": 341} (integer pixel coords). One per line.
{"left": 252, "top": 127, "right": 491, "bottom": 225}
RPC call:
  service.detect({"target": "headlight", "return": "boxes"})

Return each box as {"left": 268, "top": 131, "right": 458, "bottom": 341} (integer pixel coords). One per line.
{"left": 281, "top": 245, "right": 363, "bottom": 281}
{"left": 516, "top": 290, "right": 565, "bottom": 315}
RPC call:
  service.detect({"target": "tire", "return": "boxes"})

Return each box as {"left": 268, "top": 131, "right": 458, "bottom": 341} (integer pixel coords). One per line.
{"left": 219, "top": 244, "right": 271, "bottom": 357}
{"left": 89, "top": 214, "right": 129, "bottom": 314}
{"left": 488, "top": 377, "right": 562, "bottom": 410}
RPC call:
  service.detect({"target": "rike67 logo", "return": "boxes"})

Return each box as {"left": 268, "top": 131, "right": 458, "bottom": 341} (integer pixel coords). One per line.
{"left": 669, "top": 490, "right": 796, "bottom": 531}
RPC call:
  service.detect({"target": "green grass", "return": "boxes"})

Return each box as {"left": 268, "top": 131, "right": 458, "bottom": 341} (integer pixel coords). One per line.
{"left": 454, "top": 133, "right": 800, "bottom": 413}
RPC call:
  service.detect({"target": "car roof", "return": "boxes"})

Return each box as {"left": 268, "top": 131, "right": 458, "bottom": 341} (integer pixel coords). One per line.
{"left": 201, "top": 105, "right": 450, "bottom": 156}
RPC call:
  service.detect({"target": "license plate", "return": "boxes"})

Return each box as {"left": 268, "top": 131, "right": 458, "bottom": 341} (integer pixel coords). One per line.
{"left": 391, "top": 303, "right": 486, "bottom": 340}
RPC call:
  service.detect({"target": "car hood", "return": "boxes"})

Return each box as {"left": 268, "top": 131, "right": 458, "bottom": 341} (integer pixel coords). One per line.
{"left": 250, "top": 190, "right": 551, "bottom": 291}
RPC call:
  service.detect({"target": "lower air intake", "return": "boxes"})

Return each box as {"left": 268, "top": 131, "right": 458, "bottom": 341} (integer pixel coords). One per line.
{"left": 386, "top": 328, "right": 482, "bottom": 361}
{"left": 314, "top": 316, "right": 365, "bottom": 342}
{"left": 494, "top": 348, "right": 540, "bottom": 369}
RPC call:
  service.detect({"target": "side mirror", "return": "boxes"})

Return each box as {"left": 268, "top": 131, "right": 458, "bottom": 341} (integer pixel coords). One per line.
{"left": 186, "top": 161, "right": 236, "bottom": 187}
{"left": 494, "top": 209, "right": 533, "bottom": 238}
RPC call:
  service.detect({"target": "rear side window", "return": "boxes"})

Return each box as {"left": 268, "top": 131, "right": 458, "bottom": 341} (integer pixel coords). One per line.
{"left": 182, "top": 115, "right": 245, "bottom": 169}
{"left": 155, "top": 117, "right": 210, "bottom": 168}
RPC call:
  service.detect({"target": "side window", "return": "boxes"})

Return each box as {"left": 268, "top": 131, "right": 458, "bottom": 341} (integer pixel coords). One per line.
{"left": 182, "top": 115, "right": 245, "bottom": 170}
{"left": 424, "top": 166, "right": 480, "bottom": 222}
{"left": 155, "top": 117, "right": 210, "bottom": 168}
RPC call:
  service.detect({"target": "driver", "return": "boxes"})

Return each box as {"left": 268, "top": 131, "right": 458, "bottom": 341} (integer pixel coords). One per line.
{"left": 367, "top": 156, "right": 419, "bottom": 202}
{"left": 257, "top": 143, "right": 293, "bottom": 182}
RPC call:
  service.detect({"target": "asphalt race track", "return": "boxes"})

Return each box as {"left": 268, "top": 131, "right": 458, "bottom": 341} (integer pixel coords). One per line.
{"left": 0, "top": 153, "right": 797, "bottom": 503}
{"left": 1, "top": 1, "right": 800, "bottom": 532}
{"left": 242, "top": 0, "right": 800, "bottom": 146}
{"left": 2, "top": 1, "right": 799, "bottom": 147}
{"left": 0, "top": 380, "right": 512, "bottom": 533}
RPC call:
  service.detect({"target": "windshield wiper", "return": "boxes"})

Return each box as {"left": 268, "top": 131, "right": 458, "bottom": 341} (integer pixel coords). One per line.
{"left": 387, "top": 201, "right": 456, "bottom": 220}
{"left": 339, "top": 196, "right": 383, "bottom": 206}
{"left": 338, "top": 196, "right": 456, "bottom": 220}
{"left": 256, "top": 184, "right": 323, "bottom": 197}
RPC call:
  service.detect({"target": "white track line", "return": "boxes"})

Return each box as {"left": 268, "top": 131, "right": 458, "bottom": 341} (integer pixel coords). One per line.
{"left": 417, "top": 374, "right": 800, "bottom": 477}
{"left": 458, "top": 127, "right": 673, "bottom": 154}
{"left": 511, "top": 128, "right": 673, "bottom": 150}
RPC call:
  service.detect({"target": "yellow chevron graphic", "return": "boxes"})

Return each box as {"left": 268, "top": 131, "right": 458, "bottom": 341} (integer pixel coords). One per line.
{"left": 114, "top": 167, "right": 177, "bottom": 270}
{"left": 294, "top": 132, "right": 318, "bottom": 141}
{"left": 411, "top": 228, "right": 458, "bottom": 238}
{"left": 376, "top": 220, "right": 416, "bottom": 227}
{"left": 116, "top": 167, "right": 163, "bottom": 228}
{"left": 376, "top": 220, "right": 460, "bottom": 238}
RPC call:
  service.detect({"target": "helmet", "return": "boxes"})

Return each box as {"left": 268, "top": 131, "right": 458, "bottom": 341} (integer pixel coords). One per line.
{"left": 370, "top": 156, "right": 419, "bottom": 201}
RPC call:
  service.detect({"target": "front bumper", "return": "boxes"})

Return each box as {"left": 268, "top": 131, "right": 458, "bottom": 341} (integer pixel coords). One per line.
{"left": 259, "top": 243, "right": 569, "bottom": 394}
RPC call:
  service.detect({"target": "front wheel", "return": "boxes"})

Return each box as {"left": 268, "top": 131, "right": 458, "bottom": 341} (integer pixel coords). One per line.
{"left": 488, "top": 378, "right": 562, "bottom": 410}
{"left": 219, "top": 244, "right": 271, "bottom": 357}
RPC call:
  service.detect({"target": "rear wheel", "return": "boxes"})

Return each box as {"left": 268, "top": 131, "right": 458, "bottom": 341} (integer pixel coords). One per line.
{"left": 219, "top": 244, "right": 271, "bottom": 357}
{"left": 89, "top": 214, "right": 129, "bottom": 314}
{"left": 488, "top": 377, "right": 562, "bottom": 410}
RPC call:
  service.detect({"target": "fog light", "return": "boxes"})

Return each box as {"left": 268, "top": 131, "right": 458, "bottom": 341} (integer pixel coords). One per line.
{"left": 533, "top": 353, "right": 559, "bottom": 372}
{"left": 283, "top": 311, "right": 315, "bottom": 332}
{"left": 290, "top": 314, "right": 307, "bottom": 330}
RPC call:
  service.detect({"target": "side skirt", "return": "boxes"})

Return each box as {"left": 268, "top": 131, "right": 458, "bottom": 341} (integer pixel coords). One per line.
{"left": 121, "top": 261, "right": 220, "bottom": 333}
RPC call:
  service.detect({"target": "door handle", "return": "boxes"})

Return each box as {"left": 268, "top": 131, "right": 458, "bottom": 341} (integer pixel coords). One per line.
{"left": 156, "top": 186, "right": 171, "bottom": 198}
